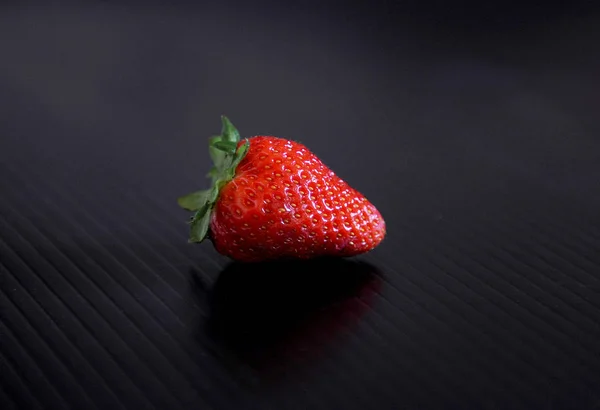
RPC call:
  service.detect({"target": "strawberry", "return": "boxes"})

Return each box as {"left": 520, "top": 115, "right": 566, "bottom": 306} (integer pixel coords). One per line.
{"left": 177, "top": 116, "right": 385, "bottom": 262}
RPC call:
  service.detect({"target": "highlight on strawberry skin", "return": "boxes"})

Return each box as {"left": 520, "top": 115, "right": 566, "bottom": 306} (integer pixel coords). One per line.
{"left": 177, "top": 116, "right": 386, "bottom": 262}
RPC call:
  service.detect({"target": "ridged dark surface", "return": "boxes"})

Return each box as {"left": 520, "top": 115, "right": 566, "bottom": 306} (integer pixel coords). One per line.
{"left": 1, "top": 2, "right": 600, "bottom": 409}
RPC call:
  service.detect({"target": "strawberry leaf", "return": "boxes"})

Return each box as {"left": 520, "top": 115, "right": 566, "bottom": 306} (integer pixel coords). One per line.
{"left": 177, "top": 189, "right": 211, "bottom": 211}
{"left": 232, "top": 140, "right": 250, "bottom": 167}
{"left": 206, "top": 166, "right": 218, "bottom": 180}
{"left": 226, "top": 139, "right": 249, "bottom": 179}
{"left": 208, "top": 185, "right": 220, "bottom": 202}
{"left": 189, "top": 205, "right": 212, "bottom": 243}
{"left": 213, "top": 140, "right": 237, "bottom": 154}
{"left": 220, "top": 116, "right": 240, "bottom": 143}
{"left": 209, "top": 136, "right": 226, "bottom": 169}
{"left": 178, "top": 116, "right": 249, "bottom": 244}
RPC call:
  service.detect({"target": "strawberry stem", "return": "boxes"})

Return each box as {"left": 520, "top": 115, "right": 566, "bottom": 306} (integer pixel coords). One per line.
{"left": 177, "top": 116, "right": 249, "bottom": 243}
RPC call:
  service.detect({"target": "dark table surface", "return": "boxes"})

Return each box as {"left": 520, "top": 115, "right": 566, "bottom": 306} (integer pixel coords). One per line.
{"left": 1, "top": 1, "right": 600, "bottom": 409}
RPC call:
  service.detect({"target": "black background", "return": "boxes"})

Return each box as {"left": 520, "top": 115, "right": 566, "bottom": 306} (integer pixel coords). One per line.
{"left": 1, "top": 1, "right": 600, "bottom": 409}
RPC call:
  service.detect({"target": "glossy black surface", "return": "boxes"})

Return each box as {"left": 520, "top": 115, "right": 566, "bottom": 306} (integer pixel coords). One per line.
{"left": 1, "top": 1, "right": 600, "bottom": 409}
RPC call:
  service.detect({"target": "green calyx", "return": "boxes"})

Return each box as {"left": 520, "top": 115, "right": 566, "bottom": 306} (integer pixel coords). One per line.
{"left": 177, "top": 116, "right": 250, "bottom": 243}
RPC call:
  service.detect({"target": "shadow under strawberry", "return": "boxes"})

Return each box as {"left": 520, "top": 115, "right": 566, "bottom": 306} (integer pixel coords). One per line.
{"left": 196, "top": 258, "right": 382, "bottom": 381}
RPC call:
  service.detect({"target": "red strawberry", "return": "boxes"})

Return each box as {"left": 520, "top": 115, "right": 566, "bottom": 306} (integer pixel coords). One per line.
{"left": 178, "top": 116, "right": 385, "bottom": 262}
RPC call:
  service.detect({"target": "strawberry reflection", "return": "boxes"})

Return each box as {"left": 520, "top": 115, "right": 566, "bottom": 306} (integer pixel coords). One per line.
{"left": 204, "top": 258, "right": 381, "bottom": 379}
